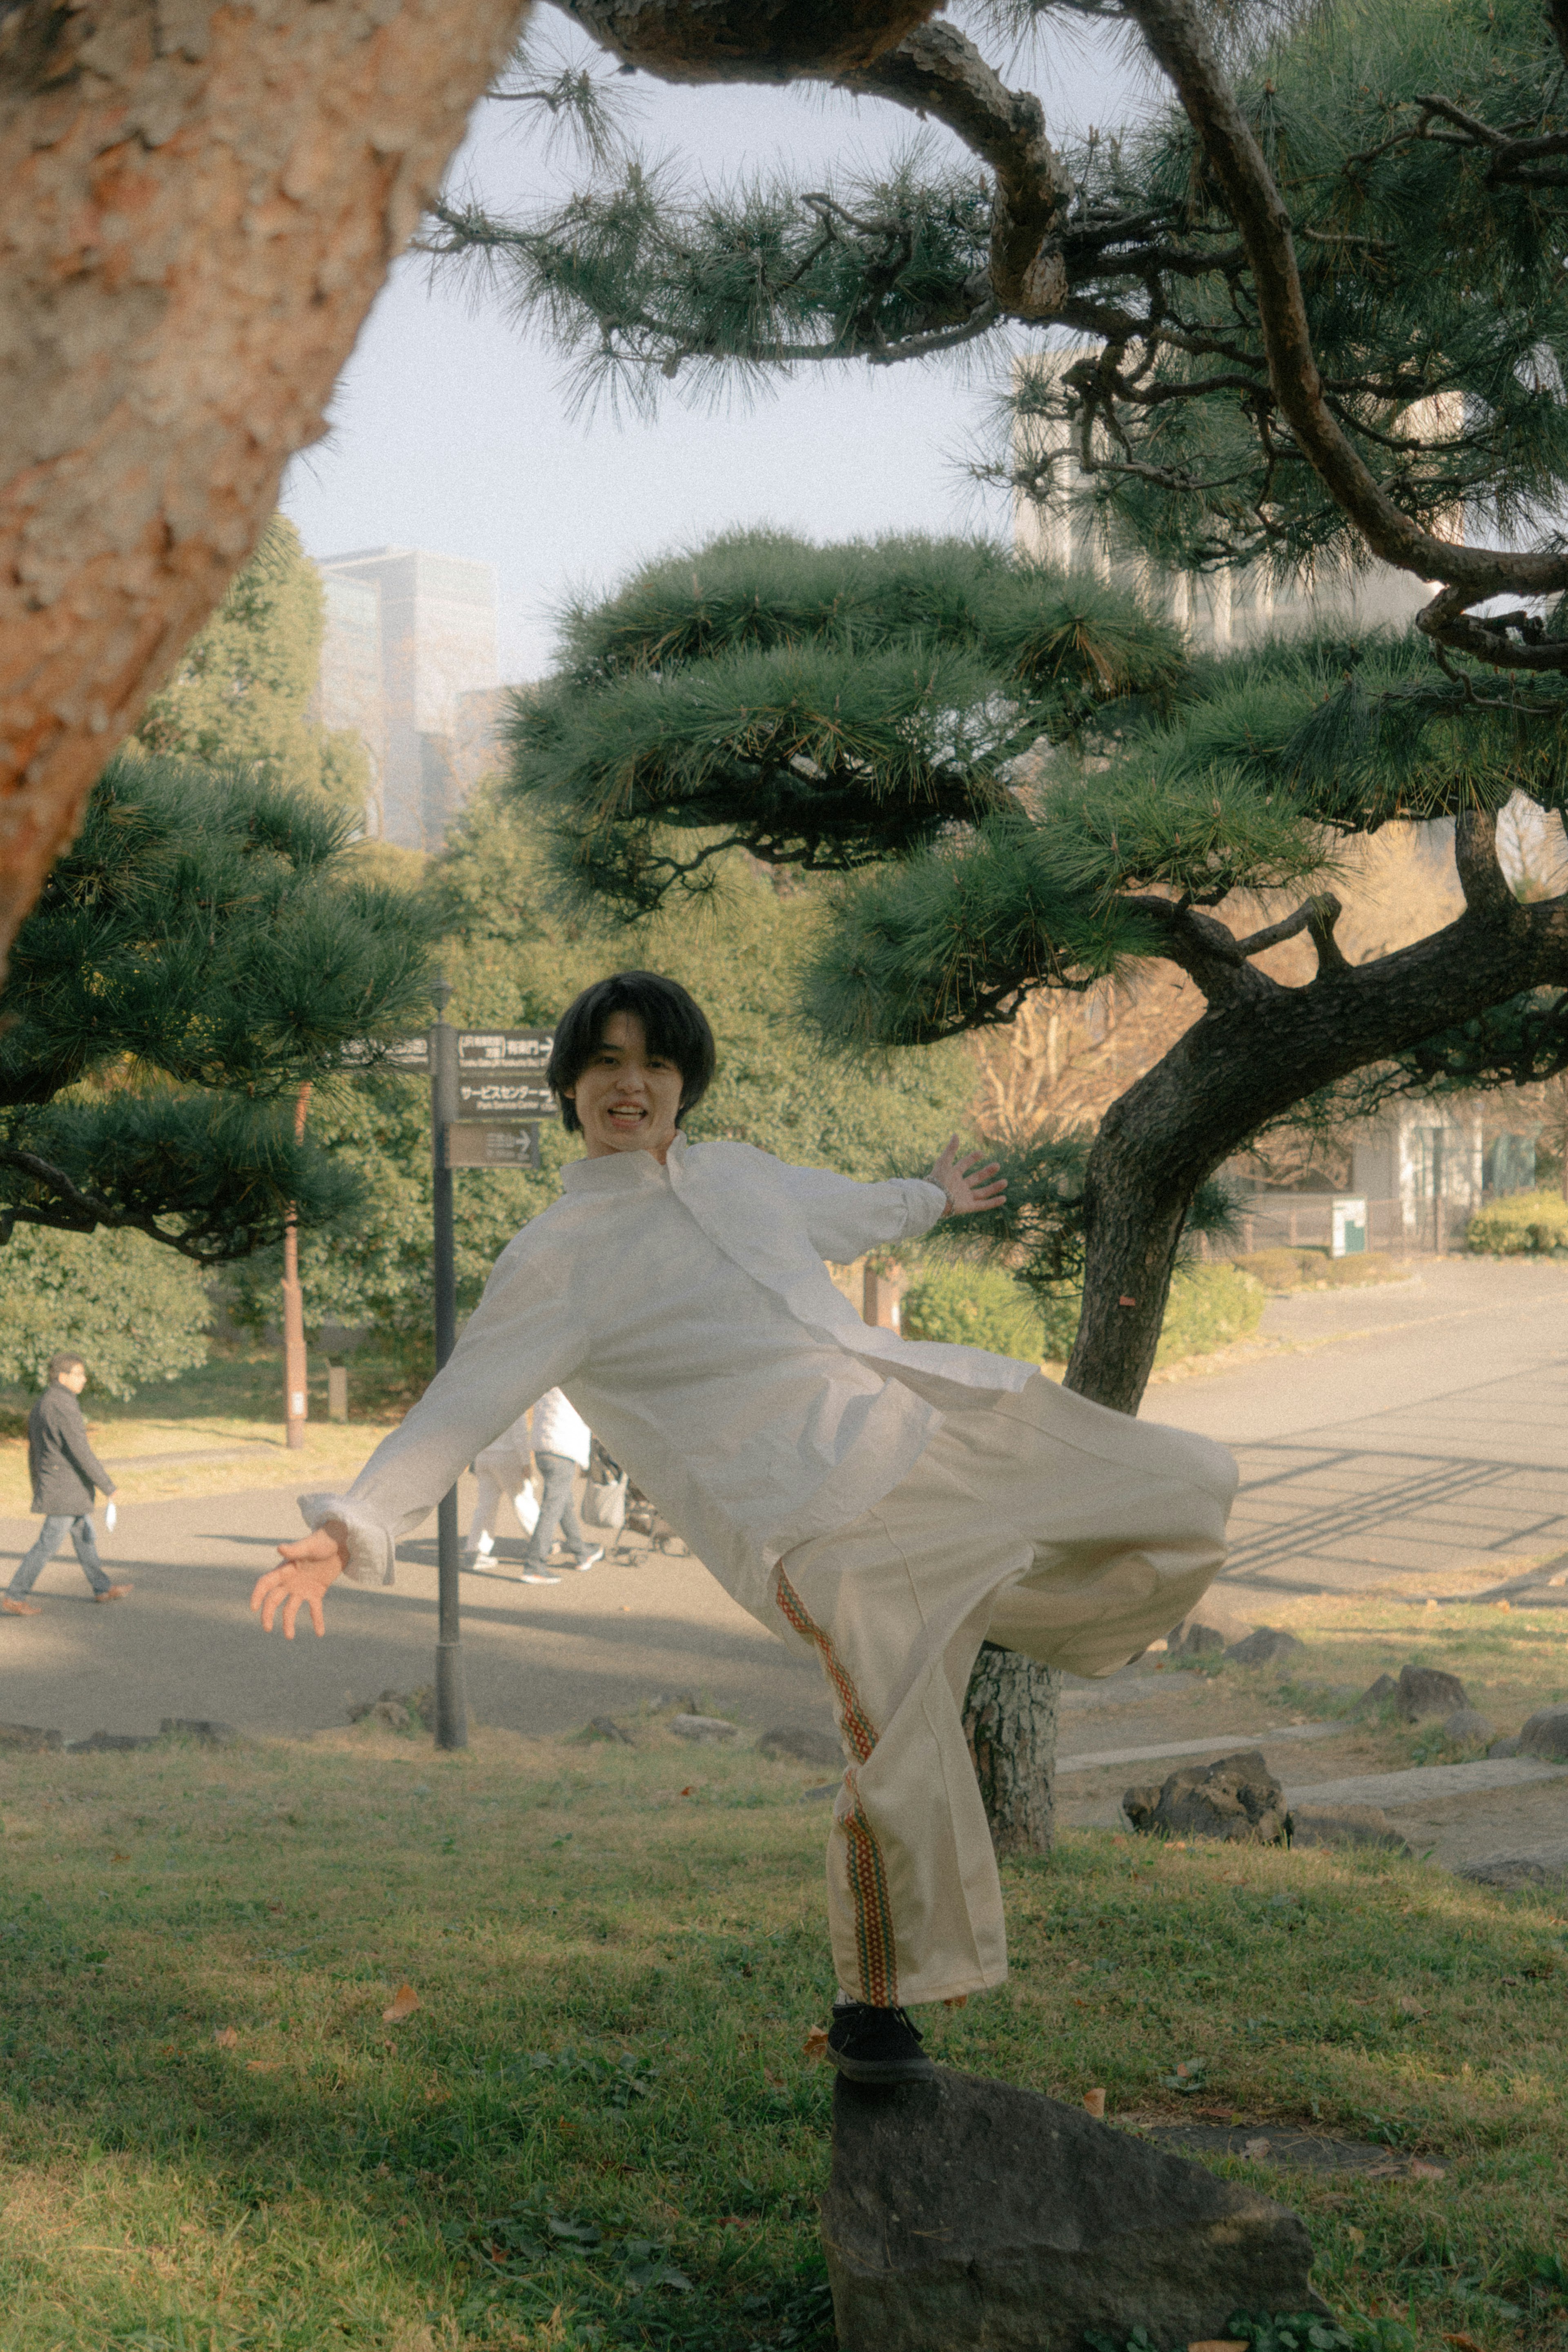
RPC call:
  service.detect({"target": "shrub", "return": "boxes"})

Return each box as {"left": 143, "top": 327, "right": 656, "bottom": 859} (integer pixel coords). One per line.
{"left": 900, "top": 1260, "right": 1049, "bottom": 1361}
{"left": 900, "top": 1258, "right": 1263, "bottom": 1370}
{"left": 0, "top": 1226, "right": 211, "bottom": 1399}
{"left": 1466, "top": 1186, "right": 1568, "bottom": 1256}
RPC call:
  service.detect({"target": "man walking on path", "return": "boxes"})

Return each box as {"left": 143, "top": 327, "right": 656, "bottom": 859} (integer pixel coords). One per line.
{"left": 254, "top": 972, "right": 1235, "bottom": 2084}
{"left": 519, "top": 1388, "right": 603, "bottom": 1586}
{"left": 3, "top": 1354, "right": 132, "bottom": 1614}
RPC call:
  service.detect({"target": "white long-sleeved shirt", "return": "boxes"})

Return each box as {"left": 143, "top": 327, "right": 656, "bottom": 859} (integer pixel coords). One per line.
{"left": 529, "top": 1387, "right": 591, "bottom": 1469}
{"left": 302, "top": 1137, "right": 1035, "bottom": 1622}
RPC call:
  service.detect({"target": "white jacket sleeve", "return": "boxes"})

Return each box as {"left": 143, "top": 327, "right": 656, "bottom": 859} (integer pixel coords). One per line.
{"left": 779, "top": 1162, "right": 947, "bottom": 1264}
{"left": 299, "top": 1224, "right": 584, "bottom": 1585}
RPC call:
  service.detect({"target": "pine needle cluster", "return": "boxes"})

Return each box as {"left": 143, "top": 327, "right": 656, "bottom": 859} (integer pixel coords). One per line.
{"left": 0, "top": 756, "right": 438, "bottom": 1263}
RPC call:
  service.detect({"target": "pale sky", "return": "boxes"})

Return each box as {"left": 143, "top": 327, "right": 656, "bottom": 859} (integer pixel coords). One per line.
{"left": 281, "top": 9, "right": 1154, "bottom": 683}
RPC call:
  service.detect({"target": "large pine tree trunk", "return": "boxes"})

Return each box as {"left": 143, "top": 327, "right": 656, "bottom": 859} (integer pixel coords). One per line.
{"left": 963, "top": 1641, "right": 1060, "bottom": 1857}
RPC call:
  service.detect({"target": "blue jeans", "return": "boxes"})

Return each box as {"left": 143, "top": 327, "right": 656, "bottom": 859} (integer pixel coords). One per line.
{"left": 10, "top": 1512, "right": 111, "bottom": 1596}
{"left": 523, "top": 1451, "right": 590, "bottom": 1569}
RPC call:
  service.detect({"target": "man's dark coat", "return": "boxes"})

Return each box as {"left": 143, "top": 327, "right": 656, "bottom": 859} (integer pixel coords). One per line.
{"left": 28, "top": 1384, "right": 116, "bottom": 1516}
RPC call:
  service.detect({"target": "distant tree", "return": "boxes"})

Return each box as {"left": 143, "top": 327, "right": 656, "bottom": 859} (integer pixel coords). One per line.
{"left": 0, "top": 1226, "right": 210, "bottom": 1399}
{"left": 0, "top": 755, "right": 437, "bottom": 1265}
{"left": 134, "top": 518, "right": 371, "bottom": 819}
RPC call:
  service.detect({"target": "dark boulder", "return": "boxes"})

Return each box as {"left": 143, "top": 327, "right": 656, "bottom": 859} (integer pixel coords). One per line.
{"left": 1226, "top": 1627, "right": 1306, "bottom": 1668}
{"left": 1517, "top": 1703, "right": 1568, "bottom": 1761}
{"left": 1395, "top": 1664, "right": 1469, "bottom": 1721}
{"left": 821, "top": 2068, "right": 1330, "bottom": 2352}
{"left": 1123, "top": 1749, "right": 1287, "bottom": 1845}
{"left": 0, "top": 1722, "right": 62, "bottom": 1752}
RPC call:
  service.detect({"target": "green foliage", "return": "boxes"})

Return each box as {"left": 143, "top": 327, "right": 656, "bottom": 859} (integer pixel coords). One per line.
{"left": 134, "top": 516, "right": 370, "bottom": 816}
{"left": 902, "top": 1256, "right": 1262, "bottom": 1369}
{"left": 506, "top": 531, "right": 1189, "bottom": 918}
{"left": 1234, "top": 1249, "right": 1403, "bottom": 1292}
{"left": 1050, "top": 0, "right": 1568, "bottom": 574}
{"left": 1466, "top": 1187, "right": 1568, "bottom": 1256}
{"left": 0, "top": 1225, "right": 210, "bottom": 1399}
{"left": 899, "top": 1260, "right": 1048, "bottom": 1361}
{"left": 0, "top": 754, "right": 436, "bottom": 1264}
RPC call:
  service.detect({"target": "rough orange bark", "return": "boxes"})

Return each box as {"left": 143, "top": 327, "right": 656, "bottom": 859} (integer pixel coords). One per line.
{"left": 0, "top": 0, "right": 531, "bottom": 963}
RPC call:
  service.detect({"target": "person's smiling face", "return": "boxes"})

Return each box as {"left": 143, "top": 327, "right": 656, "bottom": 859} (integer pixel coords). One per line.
{"left": 566, "top": 1011, "right": 685, "bottom": 1162}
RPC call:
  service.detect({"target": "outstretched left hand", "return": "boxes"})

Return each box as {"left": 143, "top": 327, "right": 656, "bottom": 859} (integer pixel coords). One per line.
{"left": 927, "top": 1135, "right": 1007, "bottom": 1217}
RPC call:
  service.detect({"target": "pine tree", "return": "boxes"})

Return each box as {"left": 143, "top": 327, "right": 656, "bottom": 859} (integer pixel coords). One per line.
{"left": 0, "top": 754, "right": 436, "bottom": 1266}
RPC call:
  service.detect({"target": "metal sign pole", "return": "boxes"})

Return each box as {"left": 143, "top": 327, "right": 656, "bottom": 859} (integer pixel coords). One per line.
{"left": 429, "top": 980, "right": 468, "bottom": 1751}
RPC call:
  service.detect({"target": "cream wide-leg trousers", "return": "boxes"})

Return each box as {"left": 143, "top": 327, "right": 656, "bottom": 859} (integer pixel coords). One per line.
{"left": 774, "top": 1371, "right": 1238, "bottom": 2008}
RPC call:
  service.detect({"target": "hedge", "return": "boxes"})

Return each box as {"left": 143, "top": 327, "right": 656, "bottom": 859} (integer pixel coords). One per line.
{"left": 900, "top": 1259, "right": 1264, "bottom": 1370}
{"left": 1466, "top": 1186, "right": 1568, "bottom": 1256}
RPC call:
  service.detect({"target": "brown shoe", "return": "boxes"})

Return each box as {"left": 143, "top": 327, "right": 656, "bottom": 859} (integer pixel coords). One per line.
{"left": 1, "top": 1596, "right": 41, "bottom": 1614}
{"left": 94, "top": 1583, "right": 134, "bottom": 1603}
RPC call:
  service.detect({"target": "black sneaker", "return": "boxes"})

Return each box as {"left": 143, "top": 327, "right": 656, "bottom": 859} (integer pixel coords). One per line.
{"left": 825, "top": 2001, "right": 936, "bottom": 2084}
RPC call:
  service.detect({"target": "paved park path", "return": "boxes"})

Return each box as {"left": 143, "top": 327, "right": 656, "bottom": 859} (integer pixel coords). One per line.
{"left": 1156, "top": 1253, "right": 1568, "bottom": 1598}
{"left": 2, "top": 1256, "right": 1563, "bottom": 1748}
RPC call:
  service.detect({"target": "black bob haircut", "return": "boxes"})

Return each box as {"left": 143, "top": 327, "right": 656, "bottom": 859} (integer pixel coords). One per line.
{"left": 548, "top": 972, "right": 717, "bottom": 1135}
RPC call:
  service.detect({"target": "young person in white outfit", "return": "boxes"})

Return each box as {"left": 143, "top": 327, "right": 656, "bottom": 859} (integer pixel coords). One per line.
{"left": 253, "top": 972, "right": 1237, "bottom": 2084}
{"left": 519, "top": 1388, "right": 602, "bottom": 1585}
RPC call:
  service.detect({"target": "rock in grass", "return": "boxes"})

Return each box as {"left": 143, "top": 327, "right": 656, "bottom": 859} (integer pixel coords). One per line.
{"left": 1355, "top": 1672, "right": 1399, "bottom": 1712}
{"left": 584, "top": 1716, "right": 635, "bottom": 1745}
{"left": 820, "top": 2069, "right": 1329, "bottom": 2352}
{"left": 1225, "top": 1627, "right": 1306, "bottom": 1668}
{"left": 1488, "top": 1734, "right": 1522, "bottom": 1759}
{"left": 1289, "top": 1805, "right": 1410, "bottom": 1855}
{"left": 670, "top": 1713, "right": 738, "bottom": 1742}
{"left": 1517, "top": 1702, "right": 1568, "bottom": 1761}
{"left": 1123, "top": 1750, "right": 1287, "bottom": 1845}
{"left": 160, "top": 1718, "right": 237, "bottom": 1747}
{"left": 1168, "top": 1603, "right": 1253, "bottom": 1658}
{"left": 1457, "top": 1844, "right": 1568, "bottom": 1893}
{"left": 1442, "top": 1707, "right": 1494, "bottom": 1747}
{"left": 758, "top": 1723, "right": 842, "bottom": 1766}
{"left": 66, "top": 1730, "right": 157, "bottom": 1752}
{"left": 0, "top": 1722, "right": 62, "bottom": 1752}
{"left": 1395, "top": 1663, "right": 1469, "bottom": 1721}
{"left": 347, "top": 1688, "right": 434, "bottom": 1734}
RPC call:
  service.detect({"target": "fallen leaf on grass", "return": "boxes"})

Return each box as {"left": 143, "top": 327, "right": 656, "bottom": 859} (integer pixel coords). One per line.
{"left": 1445, "top": 2334, "right": 1485, "bottom": 2352}
{"left": 382, "top": 1983, "right": 419, "bottom": 2023}
{"left": 109, "top": 1852, "right": 128, "bottom": 1863}
{"left": 1346, "top": 2228, "right": 1366, "bottom": 2250}
{"left": 212, "top": 2027, "right": 239, "bottom": 2049}
{"left": 1396, "top": 1995, "right": 1425, "bottom": 2017}
{"left": 1408, "top": 2158, "right": 1446, "bottom": 2180}
{"left": 245, "top": 2060, "right": 282, "bottom": 2074}
{"left": 1083, "top": 2087, "right": 1106, "bottom": 2120}
{"left": 802, "top": 2025, "right": 830, "bottom": 2062}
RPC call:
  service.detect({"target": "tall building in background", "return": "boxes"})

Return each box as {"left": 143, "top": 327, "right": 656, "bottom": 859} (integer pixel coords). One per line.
{"left": 316, "top": 547, "right": 501, "bottom": 849}
{"left": 1013, "top": 349, "right": 1436, "bottom": 647}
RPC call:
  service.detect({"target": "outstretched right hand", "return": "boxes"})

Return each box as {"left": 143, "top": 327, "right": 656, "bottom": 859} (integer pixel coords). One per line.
{"left": 251, "top": 1524, "right": 348, "bottom": 1640}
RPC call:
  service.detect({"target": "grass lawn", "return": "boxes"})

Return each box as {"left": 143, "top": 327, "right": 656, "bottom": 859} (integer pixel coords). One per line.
{"left": 0, "top": 1717, "right": 1564, "bottom": 2352}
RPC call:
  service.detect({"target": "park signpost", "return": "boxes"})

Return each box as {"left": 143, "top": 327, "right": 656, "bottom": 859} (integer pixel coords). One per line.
{"left": 359, "top": 990, "right": 557, "bottom": 1750}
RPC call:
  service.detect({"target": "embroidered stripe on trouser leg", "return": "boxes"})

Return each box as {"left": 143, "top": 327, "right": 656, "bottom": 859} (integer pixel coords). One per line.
{"left": 774, "top": 1370, "right": 1237, "bottom": 2008}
